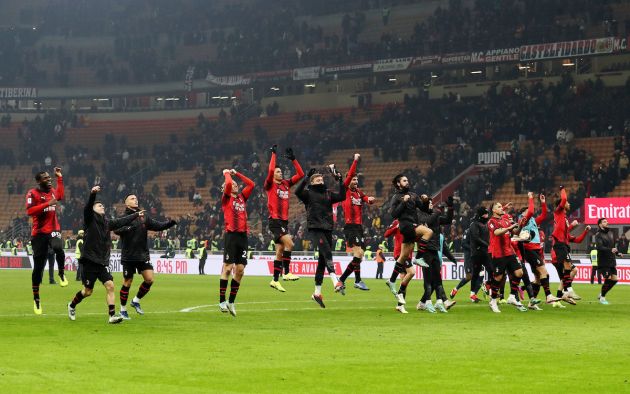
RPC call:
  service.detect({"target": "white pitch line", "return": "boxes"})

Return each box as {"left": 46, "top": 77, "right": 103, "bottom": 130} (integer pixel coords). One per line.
{"left": 179, "top": 299, "right": 350, "bottom": 312}
{"left": 0, "top": 300, "right": 620, "bottom": 318}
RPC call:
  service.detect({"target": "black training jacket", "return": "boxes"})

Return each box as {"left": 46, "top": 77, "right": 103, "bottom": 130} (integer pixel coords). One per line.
{"left": 295, "top": 177, "right": 345, "bottom": 231}
{"left": 469, "top": 219, "right": 490, "bottom": 256}
{"left": 114, "top": 207, "right": 176, "bottom": 262}
{"left": 81, "top": 192, "right": 139, "bottom": 266}
{"left": 595, "top": 228, "right": 616, "bottom": 268}
{"left": 417, "top": 206, "right": 453, "bottom": 251}
{"left": 390, "top": 190, "right": 422, "bottom": 224}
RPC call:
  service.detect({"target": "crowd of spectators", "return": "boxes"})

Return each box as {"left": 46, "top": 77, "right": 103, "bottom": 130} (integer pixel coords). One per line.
{"left": 3, "top": 74, "right": 630, "bottom": 252}
{"left": 0, "top": 0, "right": 624, "bottom": 86}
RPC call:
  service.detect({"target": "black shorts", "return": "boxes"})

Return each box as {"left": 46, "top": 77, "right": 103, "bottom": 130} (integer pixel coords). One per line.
{"left": 31, "top": 232, "right": 63, "bottom": 260}
{"left": 399, "top": 221, "right": 418, "bottom": 244}
{"left": 553, "top": 242, "right": 572, "bottom": 263}
{"left": 598, "top": 266, "right": 617, "bottom": 278}
{"left": 344, "top": 224, "right": 365, "bottom": 248}
{"left": 492, "top": 255, "right": 521, "bottom": 276}
{"left": 224, "top": 232, "right": 248, "bottom": 265}
{"left": 471, "top": 252, "right": 492, "bottom": 274}
{"left": 122, "top": 260, "right": 154, "bottom": 279}
{"left": 523, "top": 248, "right": 545, "bottom": 268}
{"left": 80, "top": 259, "right": 113, "bottom": 289}
{"left": 269, "top": 219, "right": 289, "bottom": 243}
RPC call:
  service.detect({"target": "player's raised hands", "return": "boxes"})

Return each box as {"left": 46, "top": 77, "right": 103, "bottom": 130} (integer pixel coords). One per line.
{"left": 54, "top": 167, "right": 62, "bottom": 177}
{"left": 91, "top": 186, "right": 101, "bottom": 194}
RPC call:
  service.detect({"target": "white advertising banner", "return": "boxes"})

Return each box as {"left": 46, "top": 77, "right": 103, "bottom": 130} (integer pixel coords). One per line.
{"left": 5, "top": 251, "right": 629, "bottom": 284}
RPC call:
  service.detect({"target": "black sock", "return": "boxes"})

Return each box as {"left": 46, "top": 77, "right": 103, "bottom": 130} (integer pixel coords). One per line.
{"left": 70, "top": 291, "right": 84, "bottom": 308}
{"left": 282, "top": 251, "right": 291, "bottom": 275}
{"left": 531, "top": 283, "right": 541, "bottom": 298}
{"left": 540, "top": 277, "right": 551, "bottom": 297}
{"left": 120, "top": 285, "right": 130, "bottom": 306}
{"left": 389, "top": 263, "right": 403, "bottom": 282}
{"left": 32, "top": 285, "right": 40, "bottom": 304}
{"left": 339, "top": 262, "right": 354, "bottom": 283}
{"left": 398, "top": 282, "right": 408, "bottom": 295}
{"left": 556, "top": 289, "right": 563, "bottom": 298}
{"left": 219, "top": 278, "right": 228, "bottom": 303}
{"left": 136, "top": 281, "right": 153, "bottom": 299}
{"left": 108, "top": 304, "right": 115, "bottom": 317}
{"left": 228, "top": 279, "right": 240, "bottom": 303}
{"left": 272, "top": 260, "right": 282, "bottom": 281}
{"left": 352, "top": 256, "right": 362, "bottom": 282}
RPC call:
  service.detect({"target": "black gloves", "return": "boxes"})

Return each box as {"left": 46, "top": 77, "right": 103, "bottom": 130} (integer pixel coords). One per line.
{"left": 307, "top": 168, "right": 317, "bottom": 177}
{"left": 328, "top": 164, "right": 342, "bottom": 180}
{"left": 285, "top": 147, "right": 296, "bottom": 161}
{"left": 270, "top": 144, "right": 277, "bottom": 155}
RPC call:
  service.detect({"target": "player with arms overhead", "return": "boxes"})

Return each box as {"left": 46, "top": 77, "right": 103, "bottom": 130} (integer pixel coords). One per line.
{"left": 26, "top": 167, "right": 67, "bottom": 315}
{"left": 265, "top": 145, "right": 304, "bottom": 292}
{"left": 337, "top": 153, "right": 376, "bottom": 292}
{"left": 219, "top": 169, "right": 255, "bottom": 317}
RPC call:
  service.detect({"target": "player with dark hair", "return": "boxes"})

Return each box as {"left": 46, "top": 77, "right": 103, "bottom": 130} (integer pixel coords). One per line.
{"left": 551, "top": 186, "right": 581, "bottom": 302}
{"left": 595, "top": 218, "right": 621, "bottom": 304}
{"left": 450, "top": 206, "right": 490, "bottom": 303}
{"left": 114, "top": 194, "right": 177, "bottom": 320}
{"left": 515, "top": 193, "right": 561, "bottom": 308}
{"left": 265, "top": 145, "right": 304, "bottom": 292}
{"left": 549, "top": 220, "right": 589, "bottom": 307}
{"left": 416, "top": 195, "right": 455, "bottom": 313}
{"left": 295, "top": 166, "right": 345, "bottom": 308}
{"left": 219, "top": 169, "right": 255, "bottom": 317}
{"left": 26, "top": 167, "right": 67, "bottom": 315}
{"left": 337, "top": 153, "right": 376, "bottom": 292}
{"left": 486, "top": 201, "right": 527, "bottom": 313}
{"left": 67, "top": 186, "right": 143, "bottom": 324}
{"left": 389, "top": 174, "right": 433, "bottom": 314}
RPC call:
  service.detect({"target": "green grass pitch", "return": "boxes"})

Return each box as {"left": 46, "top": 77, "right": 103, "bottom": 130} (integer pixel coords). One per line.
{"left": 1, "top": 270, "right": 629, "bottom": 393}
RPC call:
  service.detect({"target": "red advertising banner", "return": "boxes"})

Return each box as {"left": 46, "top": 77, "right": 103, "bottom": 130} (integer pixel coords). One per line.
{"left": 584, "top": 197, "right": 630, "bottom": 225}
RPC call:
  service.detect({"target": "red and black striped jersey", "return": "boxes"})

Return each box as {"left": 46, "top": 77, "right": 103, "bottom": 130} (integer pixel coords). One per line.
{"left": 342, "top": 159, "right": 370, "bottom": 225}
{"left": 26, "top": 177, "right": 64, "bottom": 236}
{"left": 222, "top": 172, "right": 254, "bottom": 233}
{"left": 264, "top": 152, "right": 304, "bottom": 220}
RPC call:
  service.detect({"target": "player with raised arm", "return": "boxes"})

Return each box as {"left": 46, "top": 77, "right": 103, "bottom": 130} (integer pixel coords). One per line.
{"left": 67, "top": 186, "right": 143, "bottom": 324}
{"left": 219, "top": 169, "right": 255, "bottom": 317}
{"left": 487, "top": 202, "right": 527, "bottom": 313}
{"left": 265, "top": 145, "right": 304, "bottom": 292}
{"left": 516, "top": 193, "right": 561, "bottom": 309}
{"left": 295, "top": 166, "right": 346, "bottom": 308}
{"left": 389, "top": 174, "right": 433, "bottom": 314}
{"left": 114, "top": 194, "right": 177, "bottom": 319}
{"left": 26, "top": 167, "right": 67, "bottom": 315}
{"left": 337, "top": 153, "right": 376, "bottom": 292}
